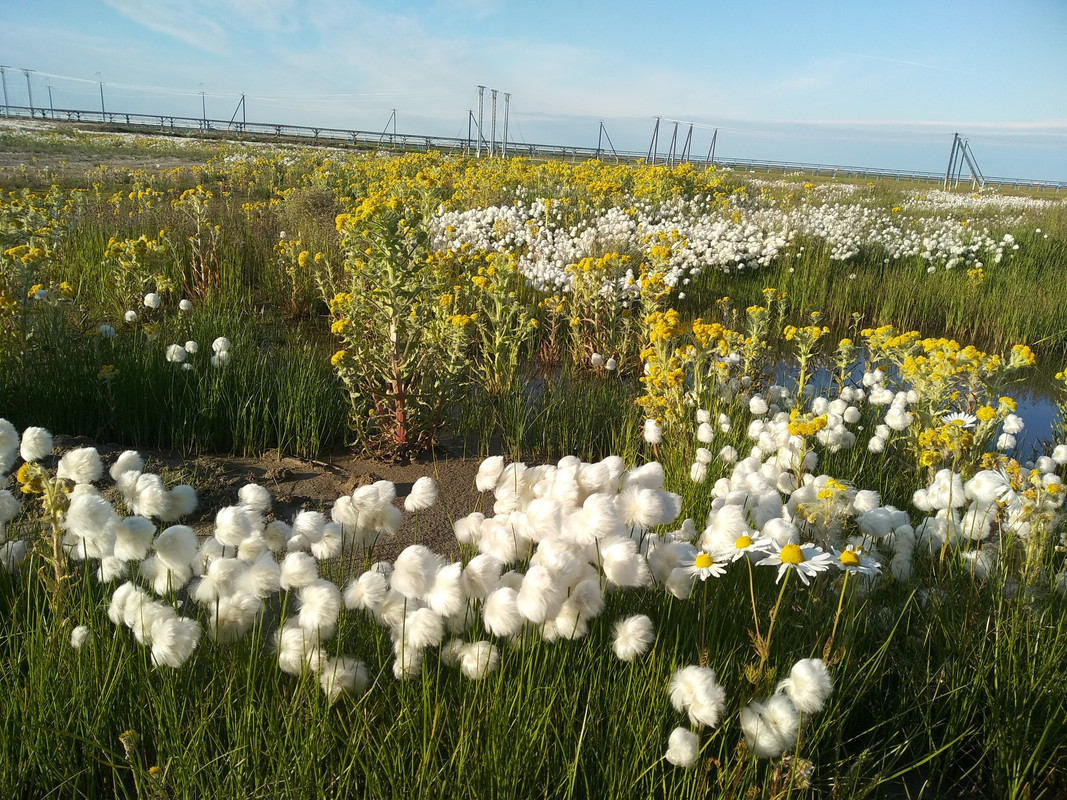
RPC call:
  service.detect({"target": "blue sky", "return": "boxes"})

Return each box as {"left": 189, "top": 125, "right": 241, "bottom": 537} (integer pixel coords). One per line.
{"left": 2, "top": 0, "right": 1066, "bottom": 180}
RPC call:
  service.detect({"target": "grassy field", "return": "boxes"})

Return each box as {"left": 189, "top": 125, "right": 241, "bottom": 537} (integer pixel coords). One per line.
{"left": 1, "top": 123, "right": 1066, "bottom": 799}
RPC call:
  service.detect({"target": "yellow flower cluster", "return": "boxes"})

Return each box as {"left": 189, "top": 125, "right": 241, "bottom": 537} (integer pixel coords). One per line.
{"left": 645, "top": 309, "right": 687, "bottom": 344}
{"left": 788, "top": 409, "right": 828, "bottom": 437}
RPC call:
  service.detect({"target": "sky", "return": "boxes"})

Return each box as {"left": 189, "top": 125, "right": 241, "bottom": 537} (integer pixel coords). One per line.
{"left": 2, "top": 0, "right": 1066, "bottom": 181}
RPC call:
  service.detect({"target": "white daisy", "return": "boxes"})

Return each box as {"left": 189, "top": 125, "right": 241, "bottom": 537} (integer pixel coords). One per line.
{"left": 830, "top": 544, "right": 882, "bottom": 576}
{"left": 683, "top": 551, "right": 727, "bottom": 581}
{"left": 940, "top": 411, "right": 977, "bottom": 429}
{"left": 757, "top": 542, "right": 834, "bottom": 585}
{"left": 717, "top": 534, "right": 774, "bottom": 563}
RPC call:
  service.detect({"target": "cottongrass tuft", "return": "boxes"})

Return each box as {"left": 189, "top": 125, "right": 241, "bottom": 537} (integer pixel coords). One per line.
{"left": 62, "top": 491, "right": 118, "bottom": 560}
{"left": 279, "top": 551, "right": 318, "bottom": 590}
{"left": 153, "top": 525, "right": 198, "bottom": 572}
{"left": 0, "top": 540, "right": 28, "bottom": 571}
{"left": 209, "top": 593, "right": 263, "bottom": 643}
{"left": 0, "top": 418, "right": 18, "bottom": 474}
{"left": 275, "top": 621, "right": 325, "bottom": 676}
{"left": 297, "top": 579, "right": 342, "bottom": 638}
{"left": 309, "top": 523, "right": 343, "bottom": 560}
{"left": 56, "top": 447, "right": 104, "bottom": 485}
{"left": 643, "top": 418, "right": 662, "bottom": 445}
{"left": 238, "top": 483, "right": 273, "bottom": 513}
{"left": 460, "top": 553, "right": 502, "bottom": 599}
{"left": 740, "top": 694, "right": 801, "bottom": 758}
{"left": 669, "top": 665, "right": 727, "bottom": 727}
{"left": 391, "top": 544, "right": 444, "bottom": 600}
{"left": 70, "top": 625, "right": 91, "bottom": 650}
{"left": 343, "top": 570, "right": 389, "bottom": 612}
{"left": 776, "top": 657, "right": 834, "bottom": 714}
{"left": 404, "top": 476, "right": 438, "bottom": 512}
{"left": 109, "top": 450, "right": 144, "bottom": 482}
{"left": 149, "top": 615, "right": 202, "bottom": 668}
{"left": 165, "top": 344, "right": 187, "bottom": 364}
{"left": 236, "top": 553, "right": 281, "bottom": 599}
{"left": 0, "top": 488, "right": 19, "bottom": 527}
{"left": 475, "top": 455, "right": 506, "bottom": 492}
{"left": 291, "top": 510, "right": 325, "bottom": 545}
{"left": 319, "top": 655, "right": 369, "bottom": 703}
{"left": 483, "top": 586, "right": 523, "bottom": 637}
{"left": 611, "top": 614, "right": 655, "bottom": 661}
{"left": 665, "top": 727, "right": 700, "bottom": 768}
{"left": 397, "top": 607, "right": 445, "bottom": 649}
{"left": 214, "top": 506, "right": 256, "bottom": 547}
{"left": 458, "top": 640, "right": 499, "bottom": 680}
{"left": 20, "top": 426, "right": 53, "bottom": 462}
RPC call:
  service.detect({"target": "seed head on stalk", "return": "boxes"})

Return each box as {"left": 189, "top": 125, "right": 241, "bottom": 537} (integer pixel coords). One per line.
{"left": 16, "top": 458, "right": 75, "bottom": 619}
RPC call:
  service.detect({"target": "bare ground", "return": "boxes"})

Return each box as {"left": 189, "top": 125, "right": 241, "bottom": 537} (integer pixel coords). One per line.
{"left": 52, "top": 434, "right": 490, "bottom": 562}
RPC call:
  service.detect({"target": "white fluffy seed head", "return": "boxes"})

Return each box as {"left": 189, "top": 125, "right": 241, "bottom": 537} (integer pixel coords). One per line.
{"left": 475, "top": 456, "right": 506, "bottom": 492}
{"left": 460, "top": 553, "right": 502, "bottom": 599}
{"left": 343, "top": 569, "right": 389, "bottom": 612}
{"left": 391, "top": 544, "right": 445, "bottom": 600}
{"left": 153, "top": 525, "right": 198, "bottom": 572}
{"left": 482, "top": 586, "right": 522, "bottom": 637}
{"left": 665, "top": 727, "right": 700, "bottom": 768}
{"left": 319, "top": 655, "right": 368, "bottom": 703}
{"left": 611, "top": 614, "right": 655, "bottom": 661}
{"left": 669, "top": 665, "right": 727, "bottom": 727}
{"left": 459, "top": 641, "right": 499, "bottom": 680}
{"left": 165, "top": 485, "right": 198, "bottom": 520}
{"left": 298, "top": 579, "right": 342, "bottom": 637}
{"left": 109, "top": 450, "right": 144, "bottom": 482}
{"left": 776, "top": 657, "right": 834, "bottom": 715}
{"left": 214, "top": 506, "right": 256, "bottom": 547}
{"left": 19, "top": 426, "right": 53, "bottom": 462}
{"left": 56, "top": 447, "right": 104, "bottom": 485}
{"left": 292, "top": 510, "right": 325, "bottom": 544}
{"left": 279, "top": 551, "right": 318, "bottom": 590}
{"left": 238, "top": 483, "right": 272, "bottom": 513}
{"left": 404, "top": 476, "right": 438, "bottom": 512}
{"left": 310, "top": 523, "right": 343, "bottom": 560}
{"left": 740, "top": 694, "right": 800, "bottom": 758}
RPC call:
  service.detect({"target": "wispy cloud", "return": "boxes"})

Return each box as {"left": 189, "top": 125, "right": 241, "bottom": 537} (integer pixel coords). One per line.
{"left": 102, "top": 0, "right": 233, "bottom": 53}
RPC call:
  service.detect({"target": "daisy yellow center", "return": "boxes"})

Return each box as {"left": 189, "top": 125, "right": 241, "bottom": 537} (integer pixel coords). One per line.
{"left": 779, "top": 543, "right": 805, "bottom": 565}
{"left": 694, "top": 553, "right": 714, "bottom": 569}
{"left": 838, "top": 550, "right": 861, "bottom": 567}
{"left": 735, "top": 535, "right": 753, "bottom": 549}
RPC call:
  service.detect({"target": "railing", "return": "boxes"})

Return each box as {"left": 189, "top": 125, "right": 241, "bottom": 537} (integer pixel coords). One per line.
{"left": 2, "top": 105, "right": 1064, "bottom": 191}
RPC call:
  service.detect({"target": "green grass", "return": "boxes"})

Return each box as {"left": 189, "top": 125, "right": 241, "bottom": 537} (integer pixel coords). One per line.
{"left": 2, "top": 135, "right": 1067, "bottom": 799}
{"left": 2, "top": 521, "right": 1064, "bottom": 799}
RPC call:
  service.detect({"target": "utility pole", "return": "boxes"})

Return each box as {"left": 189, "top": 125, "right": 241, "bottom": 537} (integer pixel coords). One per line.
{"left": 502, "top": 92, "right": 510, "bottom": 159}
{"left": 200, "top": 84, "right": 206, "bottom": 131}
{"left": 23, "top": 69, "right": 33, "bottom": 117}
{"left": 476, "top": 85, "right": 485, "bottom": 158}
{"left": 228, "top": 94, "right": 247, "bottom": 132}
{"left": 489, "top": 89, "right": 497, "bottom": 158}
{"left": 96, "top": 72, "right": 105, "bottom": 116}
{"left": 704, "top": 129, "right": 718, "bottom": 168}
{"left": 47, "top": 82, "right": 53, "bottom": 119}
{"left": 680, "top": 124, "right": 693, "bottom": 163}
{"left": 647, "top": 117, "right": 661, "bottom": 164}
{"left": 0, "top": 66, "right": 9, "bottom": 117}
{"left": 943, "top": 133, "right": 959, "bottom": 189}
